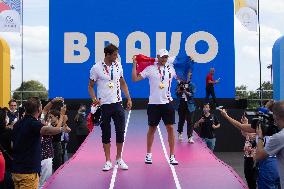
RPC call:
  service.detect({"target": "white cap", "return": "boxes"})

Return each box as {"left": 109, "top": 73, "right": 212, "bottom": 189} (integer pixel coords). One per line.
{"left": 157, "top": 49, "right": 169, "bottom": 57}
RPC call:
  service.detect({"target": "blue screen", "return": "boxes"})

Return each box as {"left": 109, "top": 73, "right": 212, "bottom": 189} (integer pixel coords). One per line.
{"left": 49, "top": 0, "right": 235, "bottom": 99}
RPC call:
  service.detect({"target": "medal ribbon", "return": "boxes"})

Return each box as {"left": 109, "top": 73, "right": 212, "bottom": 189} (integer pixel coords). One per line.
{"left": 158, "top": 65, "right": 166, "bottom": 83}
{"left": 102, "top": 62, "right": 114, "bottom": 81}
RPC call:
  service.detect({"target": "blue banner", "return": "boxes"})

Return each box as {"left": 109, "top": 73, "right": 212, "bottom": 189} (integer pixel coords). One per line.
{"left": 49, "top": 0, "right": 235, "bottom": 99}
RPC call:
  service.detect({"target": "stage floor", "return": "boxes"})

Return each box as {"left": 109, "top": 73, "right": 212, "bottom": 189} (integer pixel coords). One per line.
{"left": 44, "top": 110, "right": 248, "bottom": 189}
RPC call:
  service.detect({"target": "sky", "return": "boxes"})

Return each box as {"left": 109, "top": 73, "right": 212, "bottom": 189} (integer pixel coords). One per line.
{"left": 0, "top": 0, "right": 283, "bottom": 91}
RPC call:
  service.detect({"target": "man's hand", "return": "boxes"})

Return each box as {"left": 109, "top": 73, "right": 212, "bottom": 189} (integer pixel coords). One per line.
{"left": 219, "top": 109, "right": 228, "bottom": 117}
{"left": 126, "top": 98, "right": 132, "bottom": 111}
{"left": 132, "top": 55, "right": 137, "bottom": 65}
{"left": 92, "top": 99, "right": 101, "bottom": 106}
{"left": 241, "top": 115, "right": 248, "bottom": 124}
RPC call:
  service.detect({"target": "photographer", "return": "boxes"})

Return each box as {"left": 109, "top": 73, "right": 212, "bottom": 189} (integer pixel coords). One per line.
{"left": 176, "top": 71, "right": 196, "bottom": 143}
{"left": 220, "top": 106, "right": 280, "bottom": 189}
{"left": 255, "top": 101, "right": 284, "bottom": 189}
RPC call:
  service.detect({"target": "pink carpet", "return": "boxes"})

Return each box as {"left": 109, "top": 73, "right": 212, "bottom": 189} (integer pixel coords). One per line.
{"left": 44, "top": 111, "right": 248, "bottom": 189}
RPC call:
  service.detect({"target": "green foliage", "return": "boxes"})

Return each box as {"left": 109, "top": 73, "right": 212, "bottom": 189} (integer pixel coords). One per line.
{"left": 12, "top": 80, "right": 48, "bottom": 101}
{"left": 235, "top": 81, "right": 273, "bottom": 109}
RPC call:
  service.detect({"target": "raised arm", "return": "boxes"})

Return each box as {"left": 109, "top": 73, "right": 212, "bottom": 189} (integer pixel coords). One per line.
{"left": 40, "top": 105, "right": 67, "bottom": 135}
{"left": 42, "top": 97, "right": 64, "bottom": 116}
{"left": 219, "top": 109, "right": 255, "bottom": 133}
{"left": 132, "top": 56, "right": 144, "bottom": 82}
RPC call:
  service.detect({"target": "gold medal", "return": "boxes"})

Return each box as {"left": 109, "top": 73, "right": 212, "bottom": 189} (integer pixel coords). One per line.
{"left": 108, "top": 82, "right": 114, "bottom": 88}
{"left": 159, "top": 83, "right": 165, "bottom": 89}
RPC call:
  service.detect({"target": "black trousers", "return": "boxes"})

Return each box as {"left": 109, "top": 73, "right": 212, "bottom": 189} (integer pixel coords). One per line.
{"left": 206, "top": 85, "right": 218, "bottom": 107}
{"left": 244, "top": 157, "right": 257, "bottom": 189}
{"left": 52, "top": 142, "right": 63, "bottom": 172}
{"left": 100, "top": 102, "right": 125, "bottom": 144}
{"left": 177, "top": 99, "right": 194, "bottom": 138}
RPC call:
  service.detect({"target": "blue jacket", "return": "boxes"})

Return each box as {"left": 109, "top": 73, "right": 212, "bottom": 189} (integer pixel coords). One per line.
{"left": 175, "top": 81, "right": 196, "bottom": 112}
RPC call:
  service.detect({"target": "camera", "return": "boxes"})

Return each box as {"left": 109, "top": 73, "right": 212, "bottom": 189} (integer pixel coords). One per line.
{"left": 179, "top": 82, "right": 190, "bottom": 92}
{"left": 245, "top": 107, "right": 279, "bottom": 136}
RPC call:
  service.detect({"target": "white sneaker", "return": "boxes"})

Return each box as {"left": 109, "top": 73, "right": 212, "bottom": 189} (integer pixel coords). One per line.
{"left": 145, "top": 153, "right": 152, "bottom": 164}
{"left": 116, "top": 159, "right": 128, "bottom": 170}
{"left": 178, "top": 133, "right": 183, "bottom": 141}
{"left": 169, "top": 155, "right": 178, "bottom": 165}
{"left": 188, "top": 136, "right": 195, "bottom": 144}
{"left": 102, "top": 161, "right": 113, "bottom": 171}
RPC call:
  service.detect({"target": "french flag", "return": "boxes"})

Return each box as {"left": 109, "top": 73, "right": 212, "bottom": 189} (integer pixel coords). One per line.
{"left": 135, "top": 54, "right": 194, "bottom": 80}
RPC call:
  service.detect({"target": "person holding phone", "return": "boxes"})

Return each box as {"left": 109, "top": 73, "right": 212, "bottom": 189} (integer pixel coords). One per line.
{"left": 194, "top": 103, "right": 220, "bottom": 151}
{"left": 205, "top": 68, "right": 220, "bottom": 109}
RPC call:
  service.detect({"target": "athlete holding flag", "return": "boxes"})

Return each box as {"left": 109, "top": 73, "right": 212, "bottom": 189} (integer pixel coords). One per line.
{"left": 132, "top": 49, "right": 178, "bottom": 165}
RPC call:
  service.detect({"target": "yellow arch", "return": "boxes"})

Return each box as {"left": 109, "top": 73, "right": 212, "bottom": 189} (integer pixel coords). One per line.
{"left": 0, "top": 37, "right": 11, "bottom": 107}
{"left": 235, "top": 0, "right": 247, "bottom": 13}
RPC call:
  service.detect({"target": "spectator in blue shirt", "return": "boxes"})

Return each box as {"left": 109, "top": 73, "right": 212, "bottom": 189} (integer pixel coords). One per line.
{"left": 11, "top": 97, "right": 69, "bottom": 189}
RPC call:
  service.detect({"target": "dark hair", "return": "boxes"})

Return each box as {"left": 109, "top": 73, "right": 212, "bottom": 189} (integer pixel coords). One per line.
{"left": 0, "top": 108, "right": 8, "bottom": 127}
{"left": 51, "top": 101, "right": 64, "bottom": 112}
{"left": 272, "top": 101, "right": 284, "bottom": 120}
{"left": 8, "top": 99, "right": 17, "bottom": 105}
{"left": 24, "top": 97, "right": 41, "bottom": 115}
{"left": 49, "top": 109, "right": 60, "bottom": 119}
{"left": 104, "top": 44, "right": 118, "bottom": 57}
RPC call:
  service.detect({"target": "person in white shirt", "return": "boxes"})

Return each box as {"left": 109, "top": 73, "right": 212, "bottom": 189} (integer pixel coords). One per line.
{"left": 132, "top": 49, "right": 178, "bottom": 165}
{"left": 88, "top": 44, "right": 132, "bottom": 171}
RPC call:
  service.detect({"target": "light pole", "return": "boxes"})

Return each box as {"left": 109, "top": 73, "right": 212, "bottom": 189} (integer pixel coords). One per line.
{"left": 10, "top": 65, "right": 15, "bottom": 99}
{"left": 267, "top": 64, "right": 272, "bottom": 84}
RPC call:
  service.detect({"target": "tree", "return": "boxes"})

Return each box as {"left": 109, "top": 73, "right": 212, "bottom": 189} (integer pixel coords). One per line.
{"left": 261, "top": 81, "right": 273, "bottom": 100}
{"left": 235, "top": 85, "right": 249, "bottom": 99}
{"left": 235, "top": 81, "right": 273, "bottom": 109}
{"left": 13, "top": 80, "right": 48, "bottom": 101}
